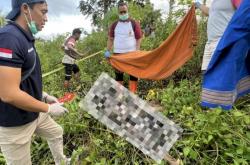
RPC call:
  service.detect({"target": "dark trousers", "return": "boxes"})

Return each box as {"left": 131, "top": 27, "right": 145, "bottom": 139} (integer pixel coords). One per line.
{"left": 113, "top": 53, "right": 138, "bottom": 81}
{"left": 115, "top": 70, "right": 138, "bottom": 81}
{"left": 63, "top": 63, "right": 80, "bottom": 81}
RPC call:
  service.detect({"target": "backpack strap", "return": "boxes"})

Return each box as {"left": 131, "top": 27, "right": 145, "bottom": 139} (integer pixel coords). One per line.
{"left": 110, "top": 20, "right": 119, "bottom": 37}
{"left": 130, "top": 19, "right": 137, "bottom": 33}
{"left": 113, "top": 20, "right": 119, "bottom": 29}
{"left": 21, "top": 53, "right": 36, "bottom": 82}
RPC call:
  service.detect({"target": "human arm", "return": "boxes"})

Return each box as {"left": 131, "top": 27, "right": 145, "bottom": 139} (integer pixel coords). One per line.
{"left": 134, "top": 21, "right": 143, "bottom": 50}
{"left": 136, "top": 38, "right": 142, "bottom": 50}
{"left": 104, "top": 36, "right": 114, "bottom": 58}
{"left": 67, "top": 44, "right": 84, "bottom": 58}
{"left": 232, "top": 0, "right": 242, "bottom": 8}
{"left": 195, "top": 1, "right": 209, "bottom": 16}
{"left": 0, "top": 34, "right": 67, "bottom": 116}
{"left": 0, "top": 66, "right": 49, "bottom": 113}
{"left": 0, "top": 66, "right": 68, "bottom": 116}
{"left": 104, "top": 24, "right": 115, "bottom": 58}
{"left": 107, "top": 36, "right": 114, "bottom": 52}
{"left": 107, "top": 22, "right": 116, "bottom": 52}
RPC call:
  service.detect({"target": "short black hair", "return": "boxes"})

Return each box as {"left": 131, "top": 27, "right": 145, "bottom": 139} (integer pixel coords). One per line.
{"left": 118, "top": 1, "right": 128, "bottom": 8}
{"left": 72, "top": 28, "right": 82, "bottom": 35}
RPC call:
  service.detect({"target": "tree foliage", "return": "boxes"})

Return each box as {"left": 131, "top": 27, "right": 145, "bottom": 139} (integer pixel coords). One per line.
{"left": 100, "top": 2, "right": 161, "bottom": 29}
{"left": 79, "top": 0, "right": 149, "bottom": 26}
{"left": 0, "top": 15, "right": 5, "bottom": 27}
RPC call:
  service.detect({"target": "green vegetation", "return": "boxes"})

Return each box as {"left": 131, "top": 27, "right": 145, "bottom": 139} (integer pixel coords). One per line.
{"left": 0, "top": 15, "right": 5, "bottom": 27}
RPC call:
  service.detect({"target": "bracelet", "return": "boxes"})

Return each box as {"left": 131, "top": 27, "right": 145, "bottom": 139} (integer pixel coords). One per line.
{"left": 44, "top": 95, "right": 48, "bottom": 103}
{"left": 43, "top": 92, "right": 49, "bottom": 102}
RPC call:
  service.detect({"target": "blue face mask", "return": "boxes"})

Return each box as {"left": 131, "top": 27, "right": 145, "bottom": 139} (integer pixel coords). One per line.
{"left": 24, "top": 6, "right": 38, "bottom": 35}
{"left": 119, "top": 13, "right": 129, "bottom": 21}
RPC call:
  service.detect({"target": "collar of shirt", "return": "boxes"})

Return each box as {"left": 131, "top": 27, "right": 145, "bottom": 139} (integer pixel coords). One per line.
{"left": 8, "top": 21, "right": 35, "bottom": 42}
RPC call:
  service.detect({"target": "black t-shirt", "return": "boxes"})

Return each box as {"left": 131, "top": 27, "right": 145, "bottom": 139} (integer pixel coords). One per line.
{"left": 0, "top": 22, "right": 42, "bottom": 127}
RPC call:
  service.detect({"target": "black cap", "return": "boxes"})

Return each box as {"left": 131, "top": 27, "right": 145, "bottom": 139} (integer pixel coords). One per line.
{"left": 6, "top": 0, "right": 46, "bottom": 20}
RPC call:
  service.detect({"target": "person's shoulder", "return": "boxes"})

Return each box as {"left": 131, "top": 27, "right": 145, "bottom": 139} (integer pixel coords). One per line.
{"left": 129, "top": 18, "right": 139, "bottom": 23}
{"left": 111, "top": 20, "right": 119, "bottom": 26}
{"left": 0, "top": 26, "right": 20, "bottom": 42}
{"left": 129, "top": 19, "right": 141, "bottom": 28}
{"left": 0, "top": 24, "right": 15, "bottom": 36}
{"left": 0, "top": 24, "right": 26, "bottom": 42}
{"left": 68, "top": 36, "right": 76, "bottom": 42}
{"left": 0, "top": 26, "right": 28, "bottom": 54}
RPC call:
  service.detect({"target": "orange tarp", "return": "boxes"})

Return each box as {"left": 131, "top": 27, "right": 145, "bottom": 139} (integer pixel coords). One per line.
{"left": 109, "top": 5, "right": 197, "bottom": 80}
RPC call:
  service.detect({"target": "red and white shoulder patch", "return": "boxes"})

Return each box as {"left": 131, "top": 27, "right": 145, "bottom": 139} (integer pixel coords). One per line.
{"left": 0, "top": 48, "right": 12, "bottom": 59}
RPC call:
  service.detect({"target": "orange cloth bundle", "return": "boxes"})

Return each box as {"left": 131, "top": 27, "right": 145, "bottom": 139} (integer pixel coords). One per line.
{"left": 109, "top": 5, "right": 197, "bottom": 80}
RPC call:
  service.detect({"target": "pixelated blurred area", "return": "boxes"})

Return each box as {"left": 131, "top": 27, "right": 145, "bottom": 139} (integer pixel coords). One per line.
{"left": 79, "top": 73, "right": 182, "bottom": 163}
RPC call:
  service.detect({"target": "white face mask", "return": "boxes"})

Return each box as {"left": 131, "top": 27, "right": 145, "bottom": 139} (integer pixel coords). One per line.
{"left": 24, "top": 6, "right": 38, "bottom": 35}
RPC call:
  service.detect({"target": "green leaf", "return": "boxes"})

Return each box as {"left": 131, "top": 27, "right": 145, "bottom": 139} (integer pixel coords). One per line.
{"left": 100, "top": 158, "right": 106, "bottom": 164}
{"left": 83, "top": 113, "right": 92, "bottom": 119}
{"left": 225, "top": 139, "right": 233, "bottom": 146}
{"left": 214, "top": 109, "right": 222, "bottom": 115}
{"left": 189, "top": 149, "right": 198, "bottom": 160}
{"left": 233, "top": 159, "right": 240, "bottom": 165}
{"left": 210, "top": 115, "right": 217, "bottom": 123}
{"left": 208, "top": 135, "right": 213, "bottom": 142}
{"left": 233, "top": 111, "right": 244, "bottom": 117}
{"left": 85, "top": 156, "right": 91, "bottom": 162}
{"left": 247, "top": 132, "right": 250, "bottom": 139}
{"left": 183, "top": 147, "right": 191, "bottom": 157}
{"left": 225, "top": 152, "right": 234, "bottom": 157}
{"left": 244, "top": 116, "right": 250, "bottom": 124}
{"left": 236, "top": 148, "right": 244, "bottom": 155}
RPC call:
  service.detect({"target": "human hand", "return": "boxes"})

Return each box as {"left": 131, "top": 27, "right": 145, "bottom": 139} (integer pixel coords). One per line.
{"left": 194, "top": 0, "right": 202, "bottom": 9}
{"left": 47, "top": 103, "right": 69, "bottom": 117}
{"left": 104, "top": 50, "right": 111, "bottom": 58}
{"left": 43, "top": 92, "right": 59, "bottom": 104}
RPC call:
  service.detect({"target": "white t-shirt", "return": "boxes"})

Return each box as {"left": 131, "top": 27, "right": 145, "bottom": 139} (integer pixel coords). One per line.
{"left": 113, "top": 22, "right": 137, "bottom": 53}
{"left": 207, "top": 0, "right": 235, "bottom": 42}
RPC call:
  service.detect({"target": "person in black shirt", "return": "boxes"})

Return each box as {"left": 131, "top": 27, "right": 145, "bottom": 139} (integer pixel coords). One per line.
{"left": 0, "top": 0, "right": 69, "bottom": 164}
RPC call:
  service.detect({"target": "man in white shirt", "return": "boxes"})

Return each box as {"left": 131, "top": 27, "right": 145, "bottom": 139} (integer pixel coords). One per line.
{"left": 105, "top": 2, "right": 142, "bottom": 93}
{"left": 195, "top": 0, "right": 241, "bottom": 71}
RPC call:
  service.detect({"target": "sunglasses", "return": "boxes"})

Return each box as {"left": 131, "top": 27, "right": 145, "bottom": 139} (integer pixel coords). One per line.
{"left": 119, "top": 11, "right": 127, "bottom": 14}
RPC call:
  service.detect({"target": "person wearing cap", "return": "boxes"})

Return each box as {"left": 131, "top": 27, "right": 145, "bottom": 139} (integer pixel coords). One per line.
{"left": 195, "top": 0, "right": 242, "bottom": 71}
{"left": 104, "top": 2, "right": 142, "bottom": 93}
{"left": 0, "top": 0, "right": 69, "bottom": 165}
{"left": 62, "top": 28, "right": 85, "bottom": 89}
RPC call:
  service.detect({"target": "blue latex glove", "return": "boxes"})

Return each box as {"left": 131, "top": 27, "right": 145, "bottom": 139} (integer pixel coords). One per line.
{"left": 104, "top": 50, "right": 111, "bottom": 58}
{"left": 194, "top": 0, "right": 202, "bottom": 9}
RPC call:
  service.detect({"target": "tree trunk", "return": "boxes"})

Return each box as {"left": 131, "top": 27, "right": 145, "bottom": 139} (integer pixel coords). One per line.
{"left": 103, "top": 0, "right": 109, "bottom": 15}
{"left": 168, "top": 0, "right": 175, "bottom": 20}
